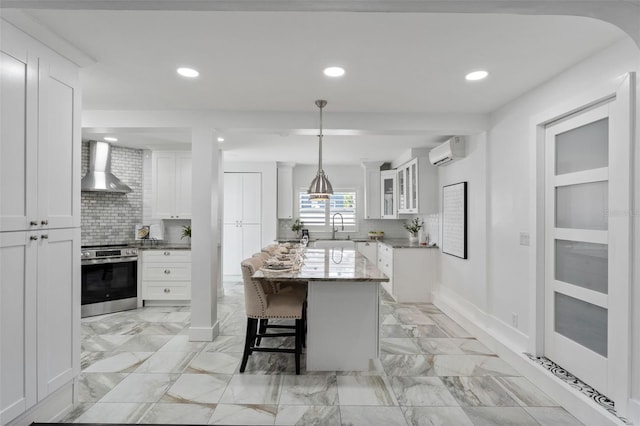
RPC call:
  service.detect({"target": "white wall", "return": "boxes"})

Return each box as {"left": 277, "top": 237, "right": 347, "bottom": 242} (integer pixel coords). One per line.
{"left": 434, "top": 37, "right": 640, "bottom": 422}
{"left": 288, "top": 165, "right": 408, "bottom": 239}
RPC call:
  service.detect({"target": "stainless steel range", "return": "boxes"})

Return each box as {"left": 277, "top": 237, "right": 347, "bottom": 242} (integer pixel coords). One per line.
{"left": 81, "top": 244, "right": 138, "bottom": 318}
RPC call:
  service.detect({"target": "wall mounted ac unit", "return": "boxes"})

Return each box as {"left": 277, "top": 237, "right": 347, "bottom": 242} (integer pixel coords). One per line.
{"left": 428, "top": 136, "right": 465, "bottom": 166}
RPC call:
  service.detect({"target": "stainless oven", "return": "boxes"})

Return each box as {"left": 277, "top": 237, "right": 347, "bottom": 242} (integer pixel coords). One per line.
{"left": 81, "top": 245, "right": 138, "bottom": 318}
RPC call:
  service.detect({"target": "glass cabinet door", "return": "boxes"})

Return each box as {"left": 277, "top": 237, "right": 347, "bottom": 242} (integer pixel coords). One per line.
{"left": 380, "top": 170, "right": 397, "bottom": 219}
{"left": 397, "top": 158, "right": 419, "bottom": 214}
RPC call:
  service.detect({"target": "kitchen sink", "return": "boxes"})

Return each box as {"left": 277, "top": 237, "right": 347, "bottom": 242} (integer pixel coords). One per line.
{"left": 310, "top": 239, "right": 355, "bottom": 249}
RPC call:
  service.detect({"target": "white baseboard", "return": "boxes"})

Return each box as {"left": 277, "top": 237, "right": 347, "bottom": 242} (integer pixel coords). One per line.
{"left": 6, "top": 382, "right": 73, "bottom": 426}
{"left": 628, "top": 398, "right": 640, "bottom": 425}
{"left": 188, "top": 322, "right": 220, "bottom": 342}
{"left": 432, "top": 287, "right": 628, "bottom": 426}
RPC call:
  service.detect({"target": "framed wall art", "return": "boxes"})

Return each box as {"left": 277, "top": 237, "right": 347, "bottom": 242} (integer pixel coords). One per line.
{"left": 442, "top": 181, "right": 467, "bottom": 259}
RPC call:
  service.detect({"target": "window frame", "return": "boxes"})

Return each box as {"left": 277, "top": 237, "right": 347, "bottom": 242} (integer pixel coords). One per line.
{"left": 297, "top": 188, "right": 358, "bottom": 233}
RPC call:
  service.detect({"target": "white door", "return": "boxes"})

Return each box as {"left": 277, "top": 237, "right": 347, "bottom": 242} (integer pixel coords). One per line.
{"left": 544, "top": 82, "right": 632, "bottom": 398}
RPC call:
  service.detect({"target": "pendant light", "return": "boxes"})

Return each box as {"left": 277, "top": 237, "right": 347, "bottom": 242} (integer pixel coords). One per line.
{"left": 308, "top": 99, "right": 333, "bottom": 200}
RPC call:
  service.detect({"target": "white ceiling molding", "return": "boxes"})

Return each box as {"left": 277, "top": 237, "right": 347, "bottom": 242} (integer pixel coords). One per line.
{"left": 0, "top": 10, "right": 97, "bottom": 67}
{"left": 3, "top": 0, "right": 638, "bottom": 46}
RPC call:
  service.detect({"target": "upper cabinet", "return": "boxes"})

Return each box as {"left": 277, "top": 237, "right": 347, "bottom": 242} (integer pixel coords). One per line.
{"left": 362, "top": 162, "right": 382, "bottom": 220}
{"left": 277, "top": 163, "right": 294, "bottom": 219}
{"left": 152, "top": 152, "right": 192, "bottom": 219}
{"left": 397, "top": 157, "right": 437, "bottom": 215}
{"left": 380, "top": 170, "right": 398, "bottom": 219}
{"left": 1, "top": 38, "right": 80, "bottom": 232}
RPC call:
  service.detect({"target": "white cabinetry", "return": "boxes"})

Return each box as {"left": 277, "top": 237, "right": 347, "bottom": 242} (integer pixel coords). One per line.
{"left": 152, "top": 152, "right": 192, "bottom": 219}
{"left": 362, "top": 162, "right": 383, "bottom": 219}
{"left": 380, "top": 170, "right": 398, "bottom": 219}
{"left": 1, "top": 229, "right": 80, "bottom": 424}
{"left": 223, "top": 173, "right": 262, "bottom": 277}
{"left": 397, "top": 157, "right": 438, "bottom": 215}
{"left": 1, "top": 23, "right": 80, "bottom": 425}
{"left": 356, "top": 241, "right": 377, "bottom": 264}
{"left": 377, "top": 242, "right": 435, "bottom": 303}
{"left": 277, "top": 163, "right": 294, "bottom": 219}
{"left": 141, "top": 250, "right": 191, "bottom": 303}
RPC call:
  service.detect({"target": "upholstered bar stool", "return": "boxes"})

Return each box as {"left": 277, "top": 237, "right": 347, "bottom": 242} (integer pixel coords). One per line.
{"left": 240, "top": 257, "right": 306, "bottom": 374}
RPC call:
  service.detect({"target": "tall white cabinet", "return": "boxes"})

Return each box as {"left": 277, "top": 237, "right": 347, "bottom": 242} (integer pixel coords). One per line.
{"left": 1, "top": 22, "right": 80, "bottom": 425}
{"left": 223, "top": 173, "right": 262, "bottom": 277}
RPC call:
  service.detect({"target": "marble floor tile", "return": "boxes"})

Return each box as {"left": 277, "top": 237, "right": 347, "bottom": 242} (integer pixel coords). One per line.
{"left": 81, "top": 334, "right": 133, "bottom": 351}
{"left": 416, "top": 338, "right": 493, "bottom": 355}
{"left": 80, "top": 350, "right": 110, "bottom": 370}
{"left": 141, "top": 402, "right": 215, "bottom": 424}
{"left": 275, "top": 405, "right": 340, "bottom": 425}
{"left": 429, "top": 314, "right": 474, "bottom": 338}
{"left": 209, "top": 404, "right": 277, "bottom": 425}
{"left": 381, "top": 338, "right": 422, "bottom": 355}
{"left": 82, "top": 351, "right": 153, "bottom": 373}
{"left": 402, "top": 406, "right": 473, "bottom": 426}
{"left": 162, "top": 373, "right": 231, "bottom": 405}
{"left": 135, "top": 322, "right": 186, "bottom": 335}
{"left": 431, "top": 355, "right": 519, "bottom": 377}
{"left": 279, "top": 375, "right": 338, "bottom": 405}
{"left": 404, "top": 325, "right": 449, "bottom": 338}
{"left": 394, "top": 307, "right": 436, "bottom": 325}
{"left": 77, "top": 372, "right": 129, "bottom": 402}
{"left": 72, "top": 402, "right": 153, "bottom": 424}
{"left": 411, "top": 304, "right": 443, "bottom": 315}
{"left": 134, "top": 350, "right": 197, "bottom": 373}
{"left": 495, "top": 376, "right": 558, "bottom": 407}
{"left": 336, "top": 375, "right": 398, "bottom": 406}
{"left": 157, "top": 334, "right": 207, "bottom": 352}
{"left": 381, "top": 354, "right": 434, "bottom": 377}
{"left": 441, "top": 376, "right": 518, "bottom": 407}
{"left": 113, "top": 334, "right": 173, "bottom": 352}
{"left": 204, "top": 335, "right": 245, "bottom": 353}
{"left": 58, "top": 402, "right": 94, "bottom": 423}
{"left": 391, "top": 376, "right": 459, "bottom": 406}
{"left": 340, "top": 405, "right": 407, "bottom": 426}
{"left": 381, "top": 325, "right": 414, "bottom": 338}
{"left": 219, "top": 374, "right": 283, "bottom": 404}
{"left": 187, "top": 351, "right": 241, "bottom": 374}
{"left": 382, "top": 314, "right": 401, "bottom": 325}
{"left": 240, "top": 351, "right": 303, "bottom": 375}
{"left": 524, "top": 407, "right": 584, "bottom": 425}
{"left": 100, "top": 373, "right": 179, "bottom": 403}
{"left": 462, "top": 406, "right": 539, "bottom": 425}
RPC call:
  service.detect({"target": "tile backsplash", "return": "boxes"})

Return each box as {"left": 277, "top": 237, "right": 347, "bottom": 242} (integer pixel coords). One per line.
{"left": 81, "top": 143, "right": 143, "bottom": 245}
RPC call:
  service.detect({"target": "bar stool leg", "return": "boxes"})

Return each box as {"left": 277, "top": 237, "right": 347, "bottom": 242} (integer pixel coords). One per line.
{"left": 240, "top": 317, "right": 258, "bottom": 373}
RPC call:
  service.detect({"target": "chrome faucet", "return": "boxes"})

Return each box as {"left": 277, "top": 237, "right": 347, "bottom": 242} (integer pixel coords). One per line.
{"left": 332, "top": 213, "right": 344, "bottom": 239}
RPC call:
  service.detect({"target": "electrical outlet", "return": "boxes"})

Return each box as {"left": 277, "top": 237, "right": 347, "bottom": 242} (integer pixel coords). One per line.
{"left": 519, "top": 232, "right": 530, "bottom": 246}
{"left": 512, "top": 313, "right": 518, "bottom": 328}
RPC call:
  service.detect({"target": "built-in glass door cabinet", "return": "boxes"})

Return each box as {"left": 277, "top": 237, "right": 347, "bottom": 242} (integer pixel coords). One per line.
{"left": 381, "top": 170, "right": 398, "bottom": 219}
{"left": 397, "top": 158, "right": 419, "bottom": 214}
{"left": 362, "top": 162, "right": 383, "bottom": 219}
{"left": 152, "top": 152, "right": 192, "bottom": 219}
{"left": 1, "top": 22, "right": 81, "bottom": 425}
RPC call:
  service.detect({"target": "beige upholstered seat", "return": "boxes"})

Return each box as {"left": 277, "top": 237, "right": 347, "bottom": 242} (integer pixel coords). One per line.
{"left": 240, "top": 257, "right": 306, "bottom": 374}
{"left": 261, "top": 244, "right": 279, "bottom": 255}
{"left": 252, "top": 251, "right": 270, "bottom": 261}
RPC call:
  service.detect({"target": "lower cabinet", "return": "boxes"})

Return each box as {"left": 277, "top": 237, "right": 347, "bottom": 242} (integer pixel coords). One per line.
{"left": 377, "top": 242, "right": 435, "bottom": 303}
{"left": 356, "top": 241, "right": 377, "bottom": 264}
{"left": 1, "top": 228, "right": 80, "bottom": 424}
{"left": 141, "top": 250, "right": 191, "bottom": 304}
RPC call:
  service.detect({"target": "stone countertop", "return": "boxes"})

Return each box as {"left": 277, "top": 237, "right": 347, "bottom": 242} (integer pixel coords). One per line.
{"left": 376, "top": 238, "right": 439, "bottom": 249}
{"left": 254, "top": 248, "right": 388, "bottom": 283}
{"left": 130, "top": 242, "right": 191, "bottom": 250}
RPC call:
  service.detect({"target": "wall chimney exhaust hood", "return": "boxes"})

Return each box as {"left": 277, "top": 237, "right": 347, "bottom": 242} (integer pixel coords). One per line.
{"left": 81, "top": 140, "right": 132, "bottom": 193}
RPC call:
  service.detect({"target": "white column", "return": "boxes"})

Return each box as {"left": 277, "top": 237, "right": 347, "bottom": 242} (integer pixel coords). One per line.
{"left": 189, "top": 126, "right": 220, "bottom": 341}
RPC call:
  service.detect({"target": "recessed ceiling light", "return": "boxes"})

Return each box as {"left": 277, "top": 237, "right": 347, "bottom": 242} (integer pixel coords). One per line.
{"left": 177, "top": 67, "right": 199, "bottom": 78}
{"left": 103, "top": 136, "right": 118, "bottom": 142}
{"left": 465, "top": 70, "right": 489, "bottom": 81}
{"left": 324, "top": 66, "right": 345, "bottom": 77}
{"left": 217, "top": 137, "right": 225, "bottom": 142}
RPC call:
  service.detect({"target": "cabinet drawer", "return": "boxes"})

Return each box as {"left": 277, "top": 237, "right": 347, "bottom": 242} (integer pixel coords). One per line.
{"left": 142, "top": 264, "right": 191, "bottom": 281}
{"left": 142, "top": 283, "right": 191, "bottom": 300}
{"left": 142, "top": 250, "right": 191, "bottom": 262}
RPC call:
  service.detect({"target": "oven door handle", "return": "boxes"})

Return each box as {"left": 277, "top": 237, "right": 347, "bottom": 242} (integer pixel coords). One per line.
{"left": 82, "top": 257, "right": 138, "bottom": 265}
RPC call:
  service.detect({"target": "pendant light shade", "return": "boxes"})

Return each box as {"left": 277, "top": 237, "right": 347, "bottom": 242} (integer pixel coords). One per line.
{"left": 308, "top": 99, "right": 333, "bottom": 200}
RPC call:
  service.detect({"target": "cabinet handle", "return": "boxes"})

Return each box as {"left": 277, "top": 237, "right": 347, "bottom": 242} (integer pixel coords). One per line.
{"left": 41, "top": 219, "right": 48, "bottom": 225}
{"left": 30, "top": 220, "right": 38, "bottom": 226}
{"left": 163, "top": 251, "right": 170, "bottom": 256}
{"left": 164, "top": 269, "right": 171, "bottom": 274}
{"left": 30, "top": 235, "right": 39, "bottom": 241}
{"left": 365, "top": 242, "right": 370, "bottom": 246}
{"left": 164, "top": 288, "right": 171, "bottom": 293}
{"left": 41, "top": 234, "right": 49, "bottom": 239}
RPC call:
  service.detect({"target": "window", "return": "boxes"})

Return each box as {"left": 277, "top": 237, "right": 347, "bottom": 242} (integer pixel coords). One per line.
{"left": 298, "top": 190, "right": 357, "bottom": 231}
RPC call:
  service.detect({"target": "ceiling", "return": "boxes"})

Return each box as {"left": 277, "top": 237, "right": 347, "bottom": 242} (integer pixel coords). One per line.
{"left": 2, "top": 8, "right": 625, "bottom": 164}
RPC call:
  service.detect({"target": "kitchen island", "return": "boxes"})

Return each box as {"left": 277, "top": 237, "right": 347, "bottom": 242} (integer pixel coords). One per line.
{"left": 253, "top": 247, "right": 388, "bottom": 371}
